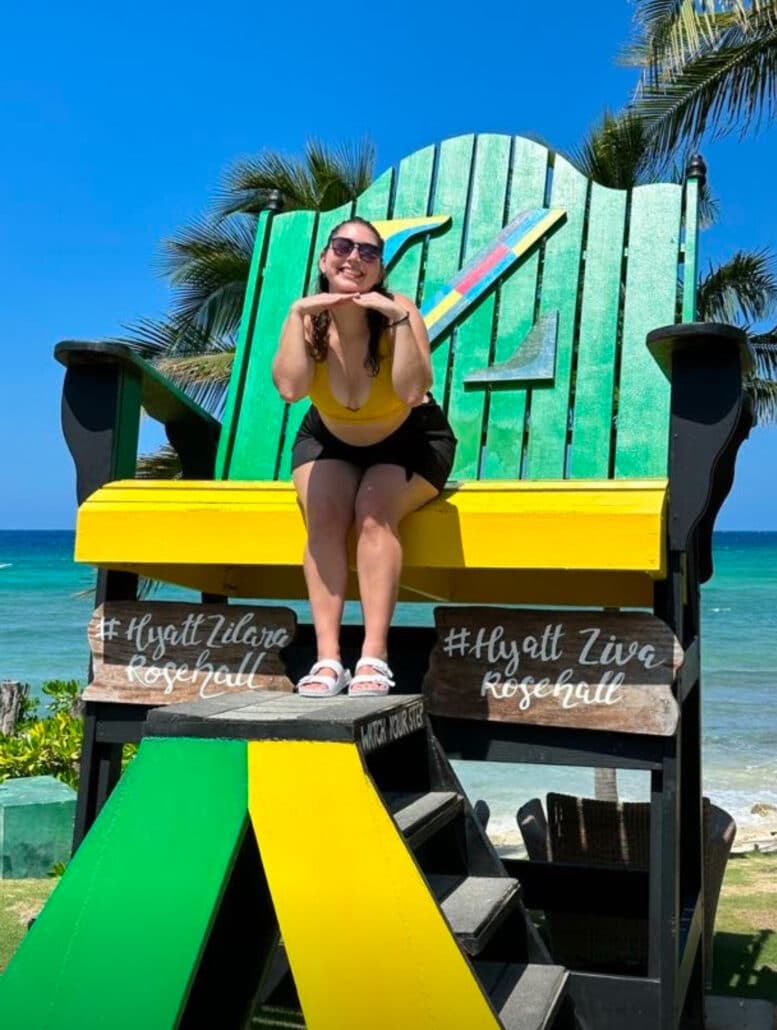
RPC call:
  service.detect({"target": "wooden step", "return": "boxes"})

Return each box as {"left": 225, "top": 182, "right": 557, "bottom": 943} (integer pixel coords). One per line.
{"left": 384, "top": 791, "right": 463, "bottom": 849}
{"left": 427, "top": 875, "right": 521, "bottom": 956}
{"left": 476, "top": 962, "right": 568, "bottom": 1030}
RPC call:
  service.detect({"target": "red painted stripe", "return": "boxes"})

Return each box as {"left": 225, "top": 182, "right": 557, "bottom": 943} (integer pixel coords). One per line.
{"left": 455, "top": 243, "right": 511, "bottom": 294}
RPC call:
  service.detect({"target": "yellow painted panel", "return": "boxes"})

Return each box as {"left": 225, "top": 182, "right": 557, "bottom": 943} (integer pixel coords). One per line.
{"left": 76, "top": 478, "right": 667, "bottom": 577}
{"left": 247, "top": 740, "right": 499, "bottom": 1030}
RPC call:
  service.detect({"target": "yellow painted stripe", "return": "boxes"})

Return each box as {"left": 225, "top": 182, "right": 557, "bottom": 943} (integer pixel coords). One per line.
{"left": 75, "top": 478, "right": 667, "bottom": 575}
{"left": 247, "top": 740, "right": 500, "bottom": 1029}
{"left": 510, "top": 207, "right": 565, "bottom": 257}
{"left": 423, "top": 289, "right": 462, "bottom": 328}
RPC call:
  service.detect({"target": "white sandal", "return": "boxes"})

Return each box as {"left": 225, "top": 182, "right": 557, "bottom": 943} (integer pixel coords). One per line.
{"left": 297, "top": 659, "right": 351, "bottom": 698}
{"left": 348, "top": 657, "right": 395, "bottom": 697}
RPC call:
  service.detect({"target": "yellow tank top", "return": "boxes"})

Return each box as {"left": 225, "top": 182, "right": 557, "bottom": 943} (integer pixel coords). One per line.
{"left": 309, "top": 332, "right": 407, "bottom": 423}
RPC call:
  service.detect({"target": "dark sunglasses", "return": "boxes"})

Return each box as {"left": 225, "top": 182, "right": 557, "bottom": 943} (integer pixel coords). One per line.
{"left": 329, "top": 236, "right": 383, "bottom": 263}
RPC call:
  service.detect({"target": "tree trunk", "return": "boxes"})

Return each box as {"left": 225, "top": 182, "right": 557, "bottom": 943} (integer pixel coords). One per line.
{"left": 594, "top": 768, "right": 619, "bottom": 802}
{"left": 0, "top": 681, "right": 27, "bottom": 735}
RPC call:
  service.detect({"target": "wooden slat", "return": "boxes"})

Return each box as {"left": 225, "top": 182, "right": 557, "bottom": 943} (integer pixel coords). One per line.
{"left": 353, "top": 165, "right": 394, "bottom": 222}
{"left": 227, "top": 209, "right": 317, "bottom": 479}
{"left": 422, "top": 135, "right": 476, "bottom": 406}
{"left": 567, "top": 182, "right": 627, "bottom": 478}
{"left": 483, "top": 137, "right": 548, "bottom": 478}
{"left": 447, "top": 134, "right": 512, "bottom": 478}
{"left": 524, "top": 155, "right": 588, "bottom": 479}
{"left": 386, "top": 144, "right": 436, "bottom": 301}
{"left": 614, "top": 183, "right": 682, "bottom": 478}
{"left": 216, "top": 210, "right": 272, "bottom": 479}
{"left": 681, "top": 175, "right": 700, "bottom": 322}
{"left": 277, "top": 201, "right": 354, "bottom": 480}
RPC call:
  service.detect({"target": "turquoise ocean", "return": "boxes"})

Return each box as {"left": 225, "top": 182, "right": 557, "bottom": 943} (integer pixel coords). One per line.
{"left": 1, "top": 530, "right": 775, "bottom": 841}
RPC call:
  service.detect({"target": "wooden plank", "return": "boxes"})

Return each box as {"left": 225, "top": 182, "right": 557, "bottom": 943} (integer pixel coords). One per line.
{"left": 614, "top": 183, "right": 682, "bottom": 478}
{"left": 386, "top": 144, "right": 436, "bottom": 301}
{"left": 84, "top": 601, "right": 295, "bottom": 703}
{"left": 0, "top": 738, "right": 248, "bottom": 1030}
{"left": 524, "top": 154, "right": 588, "bottom": 479}
{"left": 446, "top": 134, "right": 512, "bottom": 478}
{"left": 226, "top": 209, "right": 317, "bottom": 479}
{"left": 567, "top": 182, "right": 627, "bottom": 478}
{"left": 277, "top": 201, "right": 354, "bottom": 480}
{"left": 216, "top": 209, "right": 272, "bottom": 478}
{"left": 422, "top": 135, "right": 476, "bottom": 409}
{"left": 681, "top": 175, "right": 700, "bottom": 322}
{"left": 483, "top": 137, "right": 548, "bottom": 478}
{"left": 353, "top": 165, "right": 393, "bottom": 222}
{"left": 423, "top": 607, "right": 682, "bottom": 735}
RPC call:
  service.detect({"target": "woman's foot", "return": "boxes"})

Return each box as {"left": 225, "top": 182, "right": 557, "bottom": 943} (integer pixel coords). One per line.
{"left": 297, "top": 659, "right": 351, "bottom": 698}
{"left": 348, "top": 657, "right": 395, "bottom": 696}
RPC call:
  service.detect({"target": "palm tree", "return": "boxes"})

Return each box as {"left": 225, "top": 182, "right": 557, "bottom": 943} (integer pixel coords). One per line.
{"left": 567, "top": 109, "right": 777, "bottom": 426}
{"left": 625, "top": 1, "right": 777, "bottom": 161}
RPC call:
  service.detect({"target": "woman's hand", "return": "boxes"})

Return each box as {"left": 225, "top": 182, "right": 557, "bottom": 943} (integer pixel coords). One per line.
{"left": 290, "top": 294, "right": 354, "bottom": 317}
{"left": 350, "top": 292, "right": 407, "bottom": 322}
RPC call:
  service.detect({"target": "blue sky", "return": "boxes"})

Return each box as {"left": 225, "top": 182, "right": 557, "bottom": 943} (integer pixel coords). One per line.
{"left": 2, "top": 0, "right": 776, "bottom": 529}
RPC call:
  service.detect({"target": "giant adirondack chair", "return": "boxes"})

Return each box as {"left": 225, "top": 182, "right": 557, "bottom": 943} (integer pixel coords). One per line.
{"left": 47, "top": 133, "right": 752, "bottom": 1030}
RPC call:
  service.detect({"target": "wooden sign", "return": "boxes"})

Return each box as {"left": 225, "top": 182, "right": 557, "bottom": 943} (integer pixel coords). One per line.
{"left": 423, "top": 607, "right": 682, "bottom": 735}
{"left": 84, "top": 601, "right": 296, "bottom": 704}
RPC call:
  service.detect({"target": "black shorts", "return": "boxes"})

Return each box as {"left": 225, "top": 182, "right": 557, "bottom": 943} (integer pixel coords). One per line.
{"left": 291, "top": 397, "right": 458, "bottom": 493}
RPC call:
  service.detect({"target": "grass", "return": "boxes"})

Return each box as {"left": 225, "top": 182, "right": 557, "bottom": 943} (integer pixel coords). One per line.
{"left": 1, "top": 855, "right": 775, "bottom": 1011}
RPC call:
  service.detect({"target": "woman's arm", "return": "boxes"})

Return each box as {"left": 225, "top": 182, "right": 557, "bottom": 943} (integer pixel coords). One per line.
{"left": 272, "top": 302, "right": 315, "bottom": 403}
{"left": 386, "top": 293, "right": 433, "bottom": 406}
{"left": 272, "top": 294, "right": 354, "bottom": 402}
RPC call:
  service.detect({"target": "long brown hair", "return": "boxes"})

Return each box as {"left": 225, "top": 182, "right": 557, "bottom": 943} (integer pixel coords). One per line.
{"left": 310, "top": 217, "right": 393, "bottom": 376}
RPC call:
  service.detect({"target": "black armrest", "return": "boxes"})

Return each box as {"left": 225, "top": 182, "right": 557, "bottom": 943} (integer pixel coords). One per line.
{"left": 646, "top": 322, "right": 753, "bottom": 580}
{"left": 55, "top": 339, "right": 221, "bottom": 503}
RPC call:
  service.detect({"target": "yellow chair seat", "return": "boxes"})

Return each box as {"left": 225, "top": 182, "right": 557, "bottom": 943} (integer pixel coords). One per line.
{"left": 75, "top": 478, "right": 668, "bottom": 606}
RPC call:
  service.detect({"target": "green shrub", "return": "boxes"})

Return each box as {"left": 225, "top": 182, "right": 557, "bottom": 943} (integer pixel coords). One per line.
{"left": 0, "top": 681, "right": 84, "bottom": 789}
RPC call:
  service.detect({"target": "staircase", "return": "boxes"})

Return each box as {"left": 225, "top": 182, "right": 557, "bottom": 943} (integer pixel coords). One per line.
{"left": 146, "top": 691, "right": 577, "bottom": 1030}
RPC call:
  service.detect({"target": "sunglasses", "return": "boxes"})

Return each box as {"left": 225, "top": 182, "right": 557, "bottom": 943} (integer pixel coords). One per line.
{"left": 329, "top": 236, "right": 383, "bottom": 263}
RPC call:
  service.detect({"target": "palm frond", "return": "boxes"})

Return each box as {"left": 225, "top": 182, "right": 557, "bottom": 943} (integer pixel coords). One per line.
{"left": 110, "top": 317, "right": 231, "bottom": 360}
{"left": 746, "top": 373, "right": 777, "bottom": 423}
{"left": 160, "top": 215, "right": 256, "bottom": 336}
{"left": 155, "top": 351, "right": 235, "bottom": 414}
{"left": 215, "top": 137, "right": 376, "bottom": 218}
{"left": 697, "top": 248, "right": 777, "bottom": 322}
{"left": 568, "top": 110, "right": 653, "bottom": 187}
{"left": 750, "top": 327, "right": 777, "bottom": 377}
{"left": 631, "top": 5, "right": 777, "bottom": 157}
{"left": 137, "top": 444, "right": 182, "bottom": 479}
{"left": 622, "top": 0, "right": 722, "bottom": 72}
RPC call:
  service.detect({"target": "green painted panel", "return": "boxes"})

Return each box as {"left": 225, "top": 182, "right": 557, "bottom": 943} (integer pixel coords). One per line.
{"left": 682, "top": 176, "right": 699, "bottom": 322}
{"left": 386, "top": 145, "right": 436, "bottom": 301}
{"left": 447, "top": 134, "right": 512, "bottom": 479}
{"left": 227, "top": 209, "right": 317, "bottom": 479}
{"left": 216, "top": 211, "right": 271, "bottom": 478}
{"left": 483, "top": 137, "right": 548, "bottom": 478}
{"left": 524, "top": 155, "right": 588, "bottom": 479}
{"left": 567, "top": 183, "right": 628, "bottom": 478}
{"left": 277, "top": 201, "right": 355, "bottom": 481}
{"left": 422, "top": 135, "right": 476, "bottom": 413}
{"left": 0, "top": 738, "right": 247, "bottom": 1030}
{"left": 614, "top": 183, "right": 682, "bottom": 477}
{"left": 354, "top": 166, "right": 393, "bottom": 222}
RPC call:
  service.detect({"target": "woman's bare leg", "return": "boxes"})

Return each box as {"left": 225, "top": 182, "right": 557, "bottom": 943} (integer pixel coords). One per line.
{"left": 293, "top": 460, "right": 361, "bottom": 679}
{"left": 352, "top": 464, "right": 438, "bottom": 689}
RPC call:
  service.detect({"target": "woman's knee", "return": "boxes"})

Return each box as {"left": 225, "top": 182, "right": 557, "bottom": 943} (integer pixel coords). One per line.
{"left": 305, "top": 495, "right": 354, "bottom": 539}
{"left": 354, "top": 497, "right": 399, "bottom": 538}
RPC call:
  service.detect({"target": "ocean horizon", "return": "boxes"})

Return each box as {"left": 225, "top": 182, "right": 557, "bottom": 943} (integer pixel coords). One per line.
{"left": 1, "top": 529, "right": 776, "bottom": 844}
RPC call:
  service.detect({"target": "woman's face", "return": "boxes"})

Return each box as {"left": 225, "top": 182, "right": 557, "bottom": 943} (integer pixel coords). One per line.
{"left": 319, "top": 222, "right": 384, "bottom": 293}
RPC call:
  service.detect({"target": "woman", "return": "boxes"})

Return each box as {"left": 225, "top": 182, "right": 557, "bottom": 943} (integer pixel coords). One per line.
{"left": 272, "top": 216, "right": 457, "bottom": 697}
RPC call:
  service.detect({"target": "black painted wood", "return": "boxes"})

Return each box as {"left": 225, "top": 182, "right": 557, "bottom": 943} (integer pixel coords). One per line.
{"left": 385, "top": 791, "right": 463, "bottom": 849}
{"left": 429, "top": 874, "right": 520, "bottom": 955}
{"left": 477, "top": 962, "right": 569, "bottom": 1030}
